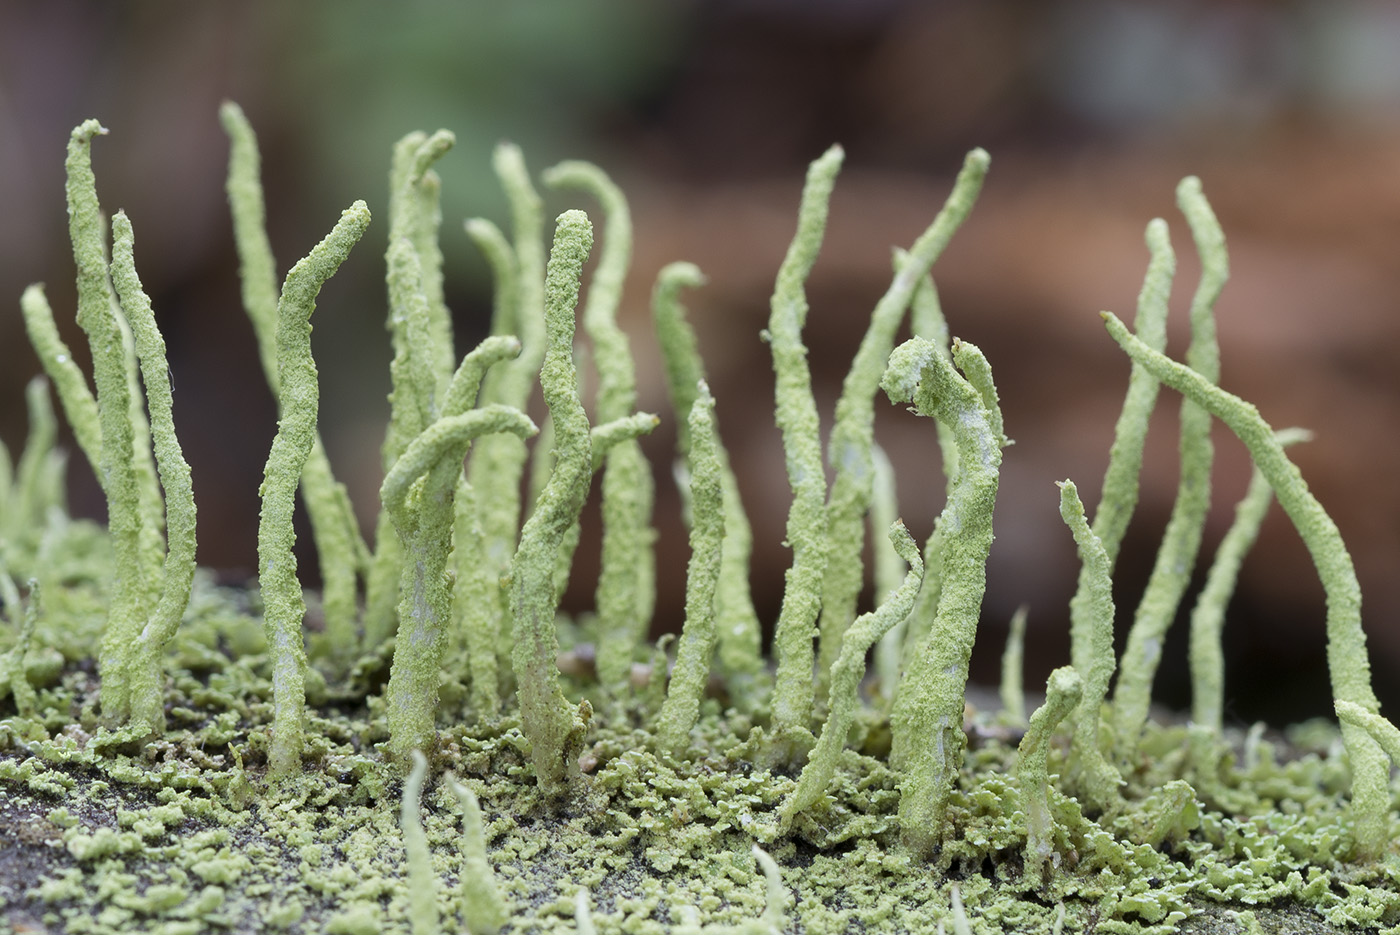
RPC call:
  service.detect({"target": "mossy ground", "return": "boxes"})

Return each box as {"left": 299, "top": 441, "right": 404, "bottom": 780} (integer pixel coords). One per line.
{"left": 4, "top": 572, "right": 1400, "bottom": 935}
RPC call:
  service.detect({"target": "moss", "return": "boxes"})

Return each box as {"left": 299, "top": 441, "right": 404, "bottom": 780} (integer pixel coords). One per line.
{"left": 4, "top": 109, "right": 1400, "bottom": 935}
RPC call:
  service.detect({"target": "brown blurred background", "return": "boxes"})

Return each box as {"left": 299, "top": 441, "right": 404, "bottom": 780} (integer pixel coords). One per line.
{"left": 3, "top": 0, "right": 1399, "bottom": 725}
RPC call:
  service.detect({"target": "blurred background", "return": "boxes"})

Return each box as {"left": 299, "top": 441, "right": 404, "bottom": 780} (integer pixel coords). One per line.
{"left": 3, "top": 0, "right": 1399, "bottom": 725}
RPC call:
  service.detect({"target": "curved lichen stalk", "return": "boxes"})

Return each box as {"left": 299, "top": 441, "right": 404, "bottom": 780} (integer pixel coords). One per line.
{"left": 220, "top": 101, "right": 367, "bottom": 664}
{"left": 454, "top": 220, "right": 519, "bottom": 719}
{"left": 816, "top": 148, "right": 988, "bottom": 702}
{"left": 656, "top": 382, "right": 725, "bottom": 755}
{"left": 1067, "top": 217, "right": 1172, "bottom": 704}
{"left": 1190, "top": 428, "right": 1309, "bottom": 743}
{"left": 1056, "top": 479, "right": 1121, "bottom": 811}
{"left": 470, "top": 145, "right": 547, "bottom": 568}
{"left": 767, "top": 144, "right": 843, "bottom": 758}
{"left": 364, "top": 130, "right": 458, "bottom": 651}
{"left": 880, "top": 337, "right": 1005, "bottom": 855}
{"left": 1101, "top": 310, "right": 1390, "bottom": 862}
{"left": 466, "top": 146, "right": 549, "bottom": 706}
{"left": 651, "top": 261, "right": 764, "bottom": 706}
{"left": 400, "top": 750, "right": 437, "bottom": 935}
{"left": 510, "top": 209, "right": 595, "bottom": 794}
{"left": 390, "top": 129, "right": 457, "bottom": 390}
{"left": 544, "top": 160, "right": 655, "bottom": 701}
{"left": 448, "top": 775, "right": 510, "bottom": 934}
{"left": 383, "top": 402, "right": 537, "bottom": 765}
{"left": 1018, "top": 665, "right": 1082, "bottom": 888}
{"left": 782, "top": 521, "right": 923, "bottom": 826}
{"left": 48, "top": 121, "right": 163, "bottom": 724}
{"left": 2, "top": 377, "right": 61, "bottom": 563}
{"left": 258, "top": 200, "right": 371, "bottom": 778}
{"left": 1114, "top": 178, "right": 1225, "bottom": 759}
{"left": 879, "top": 259, "right": 951, "bottom": 689}
{"left": 108, "top": 212, "right": 198, "bottom": 736}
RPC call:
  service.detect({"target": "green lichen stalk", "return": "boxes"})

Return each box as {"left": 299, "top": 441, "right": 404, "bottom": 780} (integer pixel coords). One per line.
{"left": 1, "top": 378, "right": 60, "bottom": 569}
{"left": 897, "top": 255, "right": 958, "bottom": 665}
{"left": 509, "top": 209, "right": 594, "bottom": 794}
{"left": 1056, "top": 479, "right": 1121, "bottom": 811}
{"left": 656, "top": 382, "right": 725, "bottom": 755}
{"left": 544, "top": 160, "right": 655, "bottom": 700}
{"left": 401, "top": 750, "right": 438, "bottom": 935}
{"left": 456, "top": 219, "right": 520, "bottom": 719}
{"left": 383, "top": 402, "right": 536, "bottom": 764}
{"left": 1068, "top": 218, "right": 1172, "bottom": 692}
{"left": 220, "top": 101, "right": 366, "bottom": 664}
{"left": 998, "top": 606, "right": 1028, "bottom": 725}
{"left": 767, "top": 145, "right": 843, "bottom": 755}
{"left": 1018, "top": 665, "right": 1081, "bottom": 888}
{"left": 448, "top": 776, "right": 509, "bottom": 935}
{"left": 816, "top": 148, "right": 987, "bottom": 700}
{"left": 781, "top": 521, "right": 923, "bottom": 826}
{"left": 881, "top": 337, "right": 1005, "bottom": 854}
{"left": 466, "top": 146, "right": 549, "bottom": 700}
{"left": 1190, "top": 428, "right": 1309, "bottom": 740}
{"left": 1102, "top": 310, "right": 1390, "bottom": 861}
{"left": 470, "top": 145, "right": 547, "bottom": 570}
{"left": 1114, "top": 179, "right": 1225, "bottom": 758}
{"left": 651, "top": 261, "right": 764, "bottom": 704}
{"left": 60, "top": 121, "right": 155, "bottom": 724}
{"left": 108, "top": 212, "right": 198, "bottom": 735}
{"left": 365, "top": 131, "right": 458, "bottom": 650}
{"left": 257, "top": 200, "right": 371, "bottom": 778}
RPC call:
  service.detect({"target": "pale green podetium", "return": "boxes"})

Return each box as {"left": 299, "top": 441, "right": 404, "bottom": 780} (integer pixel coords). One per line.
{"left": 1057, "top": 479, "right": 1122, "bottom": 811}
{"left": 19, "top": 288, "right": 101, "bottom": 470}
{"left": 220, "top": 101, "right": 366, "bottom": 664}
{"left": 0, "top": 578, "right": 39, "bottom": 716}
{"left": 365, "top": 130, "right": 458, "bottom": 650}
{"left": 257, "top": 200, "right": 371, "bottom": 778}
{"left": 1069, "top": 221, "right": 1170, "bottom": 649}
{"left": 1102, "top": 310, "right": 1391, "bottom": 861}
{"left": 574, "top": 891, "right": 598, "bottom": 935}
{"left": 468, "top": 146, "right": 549, "bottom": 705}
{"left": 767, "top": 144, "right": 842, "bottom": 757}
{"left": 1018, "top": 665, "right": 1082, "bottom": 888}
{"left": 1114, "top": 179, "right": 1225, "bottom": 760}
{"left": 108, "top": 212, "right": 198, "bottom": 735}
{"left": 401, "top": 750, "right": 437, "bottom": 935}
{"left": 544, "top": 160, "right": 655, "bottom": 700}
{"left": 880, "top": 337, "right": 1005, "bottom": 854}
{"left": 999, "top": 605, "right": 1029, "bottom": 725}
{"left": 382, "top": 394, "right": 536, "bottom": 763}
{"left": 1064, "top": 219, "right": 1176, "bottom": 767}
{"left": 1190, "top": 428, "right": 1309, "bottom": 750}
{"left": 393, "top": 130, "right": 457, "bottom": 386}
{"left": 816, "top": 149, "right": 987, "bottom": 703}
{"left": 897, "top": 255, "right": 958, "bottom": 665}
{"left": 510, "top": 209, "right": 595, "bottom": 794}
{"left": 2, "top": 377, "right": 60, "bottom": 559}
{"left": 470, "top": 144, "right": 547, "bottom": 575}
{"left": 656, "top": 383, "right": 725, "bottom": 755}
{"left": 651, "top": 261, "right": 764, "bottom": 704}
{"left": 448, "top": 776, "right": 509, "bottom": 935}
{"left": 870, "top": 444, "right": 906, "bottom": 700}
{"left": 52, "top": 121, "right": 156, "bottom": 724}
{"left": 781, "top": 521, "right": 923, "bottom": 827}
{"left": 456, "top": 218, "right": 518, "bottom": 719}
{"left": 1336, "top": 700, "right": 1400, "bottom": 768}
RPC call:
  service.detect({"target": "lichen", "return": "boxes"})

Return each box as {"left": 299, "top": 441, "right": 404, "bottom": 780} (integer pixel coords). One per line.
{"left": 4, "top": 109, "right": 1400, "bottom": 935}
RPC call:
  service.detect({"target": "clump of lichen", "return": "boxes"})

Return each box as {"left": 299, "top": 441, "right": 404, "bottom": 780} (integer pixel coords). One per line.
{"left": 4, "top": 106, "right": 1400, "bottom": 935}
